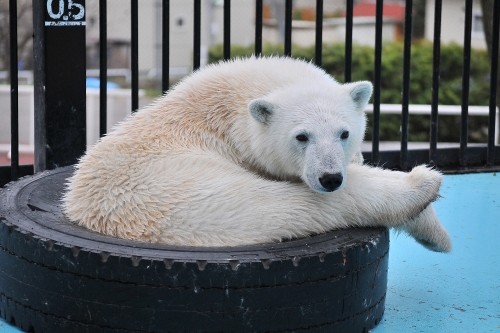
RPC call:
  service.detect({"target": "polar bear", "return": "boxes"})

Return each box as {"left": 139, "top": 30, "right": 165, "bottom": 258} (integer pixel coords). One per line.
{"left": 63, "top": 57, "right": 451, "bottom": 252}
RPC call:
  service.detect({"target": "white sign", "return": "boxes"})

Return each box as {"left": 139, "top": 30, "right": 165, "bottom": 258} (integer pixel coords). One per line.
{"left": 45, "top": 0, "right": 85, "bottom": 26}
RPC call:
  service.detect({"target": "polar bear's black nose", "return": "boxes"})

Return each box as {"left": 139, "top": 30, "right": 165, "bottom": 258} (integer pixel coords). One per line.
{"left": 319, "top": 173, "right": 343, "bottom": 191}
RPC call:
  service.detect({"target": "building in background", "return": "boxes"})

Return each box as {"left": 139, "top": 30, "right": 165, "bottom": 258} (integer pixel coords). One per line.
{"left": 425, "top": 0, "right": 486, "bottom": 50}
{"left": 83, "top": 0, "right": 488, "bottom": 87}
{"left": 84, "top": 0, "right": 409, "bottom": 86}
{"left": 85, "top": 0, "right": 255, "bottom": 85}
{"left": 263, "top": 1, "right": 405, "bottom": 48}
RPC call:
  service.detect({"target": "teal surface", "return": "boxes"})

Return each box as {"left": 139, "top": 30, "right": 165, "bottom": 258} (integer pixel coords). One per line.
{"left": 0, "top": 173, "right": 498, "bottom": 332}
{"left": 374, "top": 172, "right": 500, "bottom": 333}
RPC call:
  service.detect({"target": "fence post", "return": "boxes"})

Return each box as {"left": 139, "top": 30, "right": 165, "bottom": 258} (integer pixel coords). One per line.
{"left": 32, "top": 0, "right": 86, "bottom": 172}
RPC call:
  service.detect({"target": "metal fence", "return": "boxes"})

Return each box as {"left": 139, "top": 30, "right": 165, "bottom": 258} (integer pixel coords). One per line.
{"left": 2, "top": 0, "right": 500, "bottom": 187}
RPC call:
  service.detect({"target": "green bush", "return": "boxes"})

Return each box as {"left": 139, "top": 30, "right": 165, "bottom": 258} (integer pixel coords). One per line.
{"left": 209, "top": 42, "right": 492, "bottom": 143}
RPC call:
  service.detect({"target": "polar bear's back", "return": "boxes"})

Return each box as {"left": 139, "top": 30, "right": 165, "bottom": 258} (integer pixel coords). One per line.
{"left": 175, "top": 57, "right": 336, "bottom": 99}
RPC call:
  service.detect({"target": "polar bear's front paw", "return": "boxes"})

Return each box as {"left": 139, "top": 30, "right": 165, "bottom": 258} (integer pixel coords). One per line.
{"left": 407, "top": 165, "right": 443, "bottom": 205}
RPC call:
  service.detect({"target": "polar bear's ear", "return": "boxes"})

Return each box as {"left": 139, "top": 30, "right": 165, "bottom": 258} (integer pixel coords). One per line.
{"left": 249, "top": 99, "right": 275, "bottom": 125}
{"left": 345, "top": 81, "right": 373, "bottom": 110}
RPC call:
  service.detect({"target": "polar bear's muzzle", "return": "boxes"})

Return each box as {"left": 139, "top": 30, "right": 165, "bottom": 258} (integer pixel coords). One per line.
{"left": 319, "top": 173, "right": 343, "bottom": 192}
{"left": 302, "top": 141, "right": 347, "bottom": 193}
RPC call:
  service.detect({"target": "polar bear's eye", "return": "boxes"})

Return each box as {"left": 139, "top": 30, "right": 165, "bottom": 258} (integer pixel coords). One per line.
{"left": 296, "top": 134, "right": 309, "bottom": 143}
{"left": 341, "top": 131, "right": 350, "bottom": 140}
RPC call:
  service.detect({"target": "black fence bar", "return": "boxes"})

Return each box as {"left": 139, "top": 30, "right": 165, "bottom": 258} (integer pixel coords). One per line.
{"left": 223, "top": 0, "right": 231, "bottom": 60}
{"left": 162, "top": 0, "right": 170, "bottom": 92}
{"left": 460, "top": 0, "right": 473, "bottom": 166}
{"left": 344, "top": 0, "right": 353, "bottom": 82}
{"left": 487, "top": 0, "right": 500, "bottom": 166}
{"left": 400, "top": 0, "right": 413, "bottom": 170}
{"left": 314, "top": 0, "right": 323, "bottom": 66}
{"left": 131, "top": 0, "right": 139, "bottom": 112}
{"left": 32, "top": 1, "right": 46, "bottom": 173}
{"left": 429, "top": 0, "right": 442, "bottom": 164}
{"left": 284, "top": 0, "right": 292, "bottom": 56}
{"left": 372, "top": 0, "right": 384, "bottom": 163}
{"left": 254, "top": 0, "right": 263, "bottom": 56}
{"left": 33, "top": 0, "right": 86, "bottom": 170}
{"left": 99, "top": 0, "right": 107, "bottom": 137}
{"left": 9, "top": 0, "right": 19, "bottom": 181}
{"left": 193, "top": 0, "right": 201, "bottom": 70}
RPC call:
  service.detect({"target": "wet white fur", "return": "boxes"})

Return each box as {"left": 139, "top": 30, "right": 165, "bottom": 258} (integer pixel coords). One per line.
{"left": 63, "top": 57, "right": 451, "bottom": 251}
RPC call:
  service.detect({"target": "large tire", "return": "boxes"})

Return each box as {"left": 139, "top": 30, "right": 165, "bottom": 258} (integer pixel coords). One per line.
{"left": 0, "top": 167, "right": 388, "bottom": 333}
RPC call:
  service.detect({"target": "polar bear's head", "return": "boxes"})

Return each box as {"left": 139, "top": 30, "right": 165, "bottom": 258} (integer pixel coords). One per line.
{"left": 248, "top": 81, "right": 372, "bottom": 193}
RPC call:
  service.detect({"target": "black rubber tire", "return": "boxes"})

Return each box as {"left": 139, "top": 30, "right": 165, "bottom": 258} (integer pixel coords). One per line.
{"left": 0, "top": 167, "right": 389, "bottom": 333}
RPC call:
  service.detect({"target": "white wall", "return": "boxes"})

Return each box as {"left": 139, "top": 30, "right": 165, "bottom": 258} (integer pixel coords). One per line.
{"left": 210, "top": 0, "right": 255, "bottom": 47}
{"left": 425, "top": 0, "right": 486, "bottom": 49}
{"left": 86, "top": 0, "right": 258, "bottom": 80}
{"left": 0, "top": 86, "right": 35, "bottom": 147}
{"left": 0, "top": 86, "right": 153, "bottom": 155}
